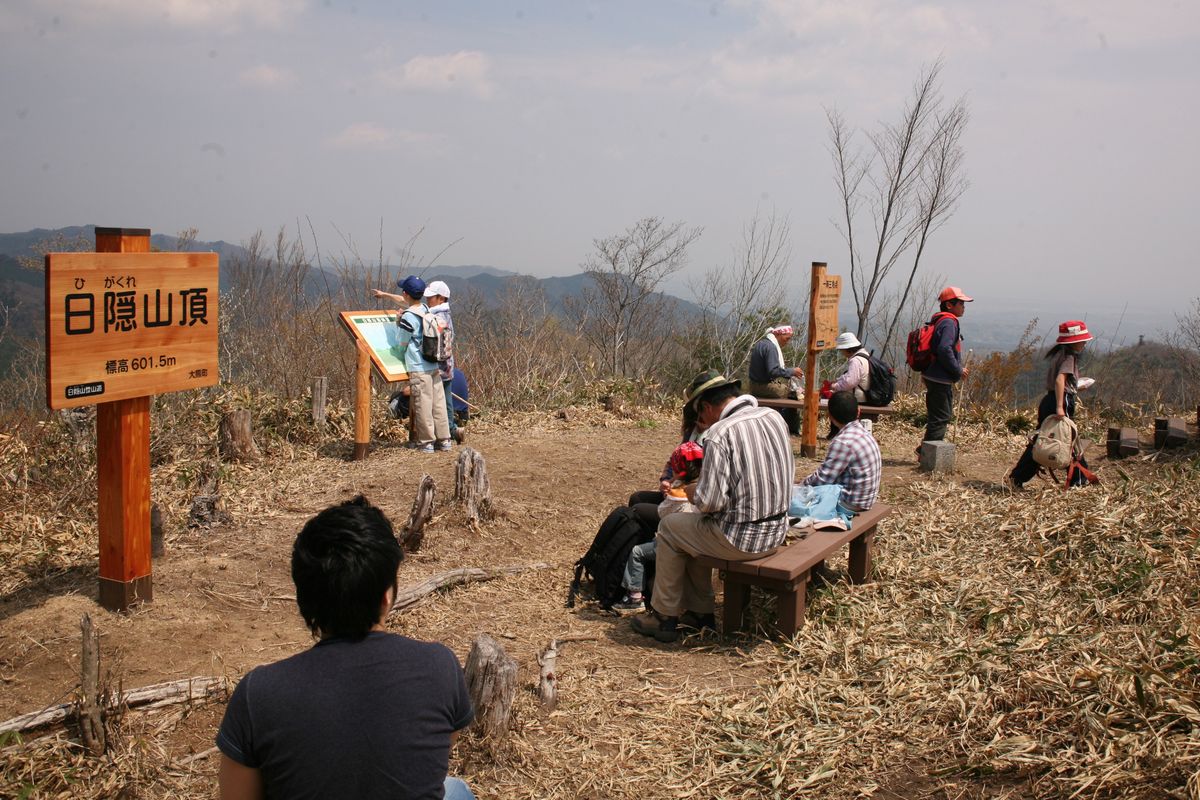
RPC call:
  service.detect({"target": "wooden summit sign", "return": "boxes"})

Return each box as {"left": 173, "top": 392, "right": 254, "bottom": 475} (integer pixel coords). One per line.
{"left": 811, "top": 272, "right": 842, "bottom": 352}
{"left": 46, "top": 252, "right": 219, "bottom": 408}
{"left": 44, "top": 227, "right": 219, "bottom": 612}
{"left": 801, "top": 262, "right": 841, "bottom": 457}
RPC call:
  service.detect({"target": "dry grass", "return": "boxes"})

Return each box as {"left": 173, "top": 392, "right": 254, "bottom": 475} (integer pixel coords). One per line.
{"left": 1, "top": 400, "right": 1198, "bottom": 799}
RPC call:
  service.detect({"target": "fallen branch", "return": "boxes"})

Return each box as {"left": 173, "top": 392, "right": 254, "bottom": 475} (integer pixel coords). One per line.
{"left": 388, "top": 564, "right": 553, "bottom": 618}
{"left": 0, "top": 676, "right": 230, "bottom": 737}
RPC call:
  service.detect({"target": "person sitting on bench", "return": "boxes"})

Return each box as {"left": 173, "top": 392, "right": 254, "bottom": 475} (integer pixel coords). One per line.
{"left": 800, "top": 391, "right": 882, "bottom": 513}
{"left": 630, "top": 372, "right": 793, "bottom": 643}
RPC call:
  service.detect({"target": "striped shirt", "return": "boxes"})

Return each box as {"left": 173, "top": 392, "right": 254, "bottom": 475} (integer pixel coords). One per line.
{"left": 692, "top": 395, "right": 794, "bottom": 553}
{"left": 801, "top": 419, "right": 881, "bottom": 511}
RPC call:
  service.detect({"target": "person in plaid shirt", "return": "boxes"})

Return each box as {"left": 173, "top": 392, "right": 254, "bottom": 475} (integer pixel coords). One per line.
{"left": 801, "top": 391, "right": 881, "bottom": 512}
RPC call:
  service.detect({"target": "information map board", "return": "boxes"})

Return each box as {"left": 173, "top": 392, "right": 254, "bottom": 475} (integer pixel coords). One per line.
{"left": 338, "top": 310, "right": 409, "bottom": 382}
{"left": 45, "top": 252, "right": 219, "bottom": 409}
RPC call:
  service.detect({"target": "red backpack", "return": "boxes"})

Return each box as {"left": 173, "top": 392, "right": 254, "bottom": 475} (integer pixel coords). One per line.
{"left": 905, "top": 312, "right": 957, "bottom": 372}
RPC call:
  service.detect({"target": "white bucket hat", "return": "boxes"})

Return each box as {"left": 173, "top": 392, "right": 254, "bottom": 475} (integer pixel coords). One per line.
{"left": 834, "top": 332, "right": 862, "bottom": 350}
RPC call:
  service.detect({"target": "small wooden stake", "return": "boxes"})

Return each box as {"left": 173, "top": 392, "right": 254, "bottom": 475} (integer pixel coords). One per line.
{"left": 537, "top": 639, "right": 559, "bottom": 712}
{"left": 79, "top": 614, "right": 106, "bottom": 755}
{"left": 312, "top": 376, "right": 328, "bottom": 426}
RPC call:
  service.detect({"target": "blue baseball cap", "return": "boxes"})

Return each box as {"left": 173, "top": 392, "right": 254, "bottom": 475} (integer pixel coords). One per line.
{"left": 397, "top": 275, "right": 426, "bottom": 298}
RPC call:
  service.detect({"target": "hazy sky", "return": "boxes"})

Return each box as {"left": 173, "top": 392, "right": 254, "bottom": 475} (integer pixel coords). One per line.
{"left": 2, "top": 0, "right": 1197, "bottom": 318}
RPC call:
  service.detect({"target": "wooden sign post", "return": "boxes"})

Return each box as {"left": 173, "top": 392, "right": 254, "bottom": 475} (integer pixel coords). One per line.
{"left": 338, "top": 310, "right": 410, "bottom": 461}
{"left": 46, "top": 228, "right": 218, "bottom": 611}
{"left": 801, "top": 262, "right": 841, "bottom": 457}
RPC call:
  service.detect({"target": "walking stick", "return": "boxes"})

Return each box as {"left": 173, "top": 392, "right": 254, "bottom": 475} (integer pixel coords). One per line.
{"left": 951, "top": 349, "right": 973, "bottom": 442}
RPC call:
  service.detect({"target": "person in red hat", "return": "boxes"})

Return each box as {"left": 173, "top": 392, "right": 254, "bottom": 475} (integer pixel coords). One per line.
{"left": 1006, "top": 320, "right": 1095, "bottom": 488}
{"left": 919, "top": 286, "right": 973, "bottom": 447}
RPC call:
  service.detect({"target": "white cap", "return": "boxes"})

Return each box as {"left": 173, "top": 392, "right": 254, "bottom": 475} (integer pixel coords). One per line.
{"left": 423, "top": 280, "right": 450, "bottom": 299}
{"left": 835, "top": 332, "right": 862, "bottom": 350}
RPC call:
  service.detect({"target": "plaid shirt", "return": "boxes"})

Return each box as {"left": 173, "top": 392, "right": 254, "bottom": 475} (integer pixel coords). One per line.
{"left": 692, "top": 396, "right": 794, "bottom": 553}
{"left": 802, "top": 419, "right": 881, "bottom": 511}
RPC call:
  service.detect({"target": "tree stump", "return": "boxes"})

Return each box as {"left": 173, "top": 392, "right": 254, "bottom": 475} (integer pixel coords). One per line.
{"left": 311, "top": 376, "right": 328, "bottom": 427}
{"left": 464, "top": 634, "right": 518, "bottom": 738}
{"left": 400, "top": 475, "right": 435, "bottom": 551}
{"left": 78, "top": 614, "right": 106, "bottom": 755}
{"left": 454, "top": 448, "right": 493, "bottom": 527}
{"left": 218, "top": 409, "right": 261, "bottom": 462}
{"left": 537, "top": 640, "right": 559, "bottom": 712}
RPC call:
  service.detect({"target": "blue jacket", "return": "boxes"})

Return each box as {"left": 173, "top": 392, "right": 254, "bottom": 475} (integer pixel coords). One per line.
{"left": 748, "top": 338, "right": 792, "bottom": 383}
{"left": 923, "top": 314, "right": 963, "bottom": 384}
{"left": 395, "top": 305, "right": 439, "bottom": 374}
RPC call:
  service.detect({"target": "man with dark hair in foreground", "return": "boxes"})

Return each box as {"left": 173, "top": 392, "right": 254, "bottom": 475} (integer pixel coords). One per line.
{"left": 217, "top": 496, "right": 475, "bottom": 800}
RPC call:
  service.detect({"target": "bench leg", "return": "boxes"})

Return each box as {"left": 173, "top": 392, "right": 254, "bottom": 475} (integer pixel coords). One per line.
{"left": 849, "top": 529, "right": 875, "bottom": 584}
{"left": 776, "top": 579, "right": 807, "bottom": 638}
{"left": 721, "top": 575, "right": 751, "bottom": 635}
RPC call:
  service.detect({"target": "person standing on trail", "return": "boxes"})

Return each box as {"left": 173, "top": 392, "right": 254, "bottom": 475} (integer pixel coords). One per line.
{"left": 630, "top": 372, "right": 793, "bottom": 643}
{"left": 423, "top": 280, "right": 463, "bottom": 444}
{"left": 748, "top": 324, "right": 804, "bottom": 436}
{"left": 920, "top": 286, "right": 972, "bottom": 448}
{"left": 1006, "top": 321, "right": 1096, "bottom": 489}
{"left": 216, "top": 496, "right": 476, "bottom": 800}
{"left": 373, "top": 275, "right": 453, "bottom": 453}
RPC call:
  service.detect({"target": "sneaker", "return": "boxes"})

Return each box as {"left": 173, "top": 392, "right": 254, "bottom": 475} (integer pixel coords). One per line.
{"left": 678, "top": 611, "right": 717, "bottom": 632}
{"left": 409, "top": 442, "right": 434, "bottom": 453}
{"left": 436, "top": 439, "right": 453, "bottom": 451}
{"left": 612, "top": 593, "right": 645, "bottom": 611}
{"left": 630, "top": 610, "right": 679, "bottom": 643}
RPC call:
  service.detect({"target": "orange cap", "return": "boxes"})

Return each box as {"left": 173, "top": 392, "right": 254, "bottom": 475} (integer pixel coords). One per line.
{"left": 937, "top": 286, "right": 973, "bottom": 303}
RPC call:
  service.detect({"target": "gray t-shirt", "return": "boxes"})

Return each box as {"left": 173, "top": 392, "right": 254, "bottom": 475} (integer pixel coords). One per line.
{"left": 217, "top": 632, "right": 473, "bottom": 800}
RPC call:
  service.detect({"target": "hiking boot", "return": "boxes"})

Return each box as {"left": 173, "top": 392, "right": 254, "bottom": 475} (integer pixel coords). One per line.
{"left": 451, "top": 428, "right": 465, "bottom": 444}
{"left": 436, "top": 439, "right": 454, "bottom": 451}
{"left": 612, "top": 593, "right": 645, "bottom": 612}
{"left": 631, "top": 610, "right": 679, "bottom": 643}
{"left": 678, "top": 611, "right": 717, "bottom": 633}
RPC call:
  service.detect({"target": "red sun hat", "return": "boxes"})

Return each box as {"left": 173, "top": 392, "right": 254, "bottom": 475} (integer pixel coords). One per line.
{"left": 669, "top": 442, "right": 705, "bottom": 476}
{"left": 1056, "top": 321, "right": 1093, "bottom": 345}
{"left": 937, "top": 286, "right": 973, "bottom": 303}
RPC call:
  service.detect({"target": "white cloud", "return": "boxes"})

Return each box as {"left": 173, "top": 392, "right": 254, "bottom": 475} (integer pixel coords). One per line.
{"left": 18, "top": 0, "right": 306, "bottom": 30}
{"left": 238, "top": 64, "right": 294, "bottom": 89}
{"left": 327, "top": 123, "right": 443, "bottom": 151}
{"left": 375, "top": 51, "right": 495, "bottom": 99}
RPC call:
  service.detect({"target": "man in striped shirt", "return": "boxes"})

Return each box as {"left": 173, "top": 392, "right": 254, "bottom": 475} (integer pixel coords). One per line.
{"left": 632, "top": 372, "right": 794, "bottom": 643}
{"left": 801, "top": 392, "right": 881, "bottom": 512}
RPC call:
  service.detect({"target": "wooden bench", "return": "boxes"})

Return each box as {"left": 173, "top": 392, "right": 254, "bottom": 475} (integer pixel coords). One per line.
{"left": 754, "top": 397, "right": 894, "bottom": 417}
{"left": 696, "top": 503, "right": 891, "bottom": 638}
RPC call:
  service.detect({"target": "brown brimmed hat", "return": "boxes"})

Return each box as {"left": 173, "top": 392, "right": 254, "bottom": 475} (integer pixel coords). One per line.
{"left": 685, "top": 370, "right": 741, "bottom": 411}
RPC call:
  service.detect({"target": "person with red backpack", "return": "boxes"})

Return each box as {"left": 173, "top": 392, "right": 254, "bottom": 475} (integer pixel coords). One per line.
{"left": 917, "top": 286, "right": 972, "bottom": 449}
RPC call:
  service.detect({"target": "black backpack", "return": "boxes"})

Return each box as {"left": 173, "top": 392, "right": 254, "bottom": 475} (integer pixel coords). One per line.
{"left": 567, "top": 507, "right": 654, "bottom": 610}
{"left": 862, "top": 353, "right": 897, "bottom": 406}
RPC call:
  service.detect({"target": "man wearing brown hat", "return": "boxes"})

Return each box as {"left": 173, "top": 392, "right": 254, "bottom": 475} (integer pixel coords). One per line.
{"left": 631, "top": 372, "right": 794, "bottom": 642}
{"left": 920, "top": 286, "right": 972, "bottom": 446}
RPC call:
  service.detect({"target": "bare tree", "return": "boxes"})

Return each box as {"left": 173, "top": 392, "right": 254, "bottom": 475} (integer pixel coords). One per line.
{"left": 828, "top": 60, "right": 969, "bottom": 352}
{"left": 695, "top": 209, "right": 793, "bottom": 377}
{"left": 570, "top": 217, "right": 702, "bottom": 379}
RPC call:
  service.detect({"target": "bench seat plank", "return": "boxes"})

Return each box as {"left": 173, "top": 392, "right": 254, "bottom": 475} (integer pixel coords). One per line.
{"left": 754, "top": 397, "right": 894, "bottom": 416}
{"left": 695, "top": 503, "right": 891, "bottom": 637}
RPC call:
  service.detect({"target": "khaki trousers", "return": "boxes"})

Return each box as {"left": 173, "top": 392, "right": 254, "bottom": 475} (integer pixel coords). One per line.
{"left": 410, "top": 369, "right": 449, "bottom": 444}
{"left": 652, "top": 513, "right": 776, "bottom": 617}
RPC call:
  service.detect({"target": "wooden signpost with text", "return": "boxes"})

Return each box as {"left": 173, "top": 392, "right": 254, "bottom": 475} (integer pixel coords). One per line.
{"left": 46, "top": 228, "right": 218, "bottom": 611}
{"left": 801, "top": 262, "right": 841, "bottom": 457}
{"left": 338, "top": 310, "right": 409, "bottom": 460}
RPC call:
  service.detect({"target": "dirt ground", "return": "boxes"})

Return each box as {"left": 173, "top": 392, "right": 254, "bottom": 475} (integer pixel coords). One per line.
{"left": 0, "top": 408, "right": 1097, "bottom": 797}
